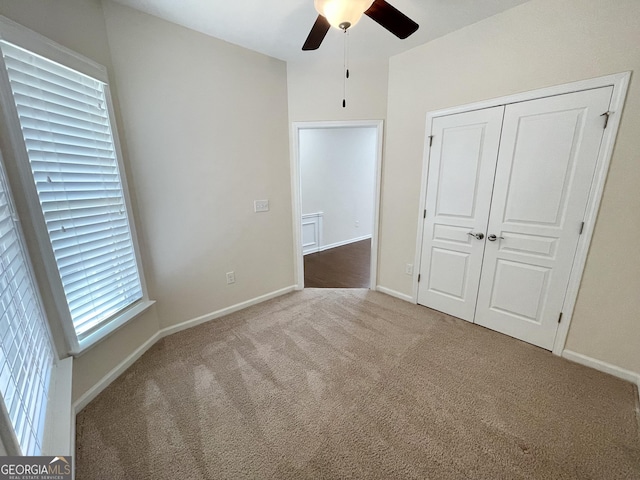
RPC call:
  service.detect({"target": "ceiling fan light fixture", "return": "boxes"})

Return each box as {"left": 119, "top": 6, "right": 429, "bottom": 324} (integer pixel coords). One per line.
{"left": 314, "top": 0, "right": 375, "bottom": 30}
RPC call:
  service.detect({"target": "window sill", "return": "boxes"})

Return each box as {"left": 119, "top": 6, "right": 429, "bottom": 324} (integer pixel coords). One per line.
{"left": 42, "top": 356, "right": 73, "bottom": 456}
{"left": 71, "top": 299, "right": 156, "bottom": 357}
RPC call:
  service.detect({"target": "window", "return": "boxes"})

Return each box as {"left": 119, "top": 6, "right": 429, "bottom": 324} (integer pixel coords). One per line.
{"left": 0, "top": 155, "right": 54, "bottom": 456}
{"left": 0, "top": 26, "right": 150, "bottom": 353}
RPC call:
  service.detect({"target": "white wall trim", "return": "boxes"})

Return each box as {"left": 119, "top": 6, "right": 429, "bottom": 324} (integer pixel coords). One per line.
{"left": 291, "top": 120, "right": 384, "bottom": 291}
{"left": 72, "top": 330, "right": 161, "bottom": 413}
{"left": 43, "top": 357, "right": 73, "bottom": 456}
{"left": 413, "top": 72, "right": 631, "bottom": 356}
{"left": 319, "top": 234, "right": 372, "bottom": 253}
{"left": 161, "top": 286, "right": 295, "bottom": 338}
{"left": 301, "top": 212, "right": 323, "bottom": 255}
{"left": 421, "top": 72, "right": 631, "bottom": 118}
{"left": 376, "top": 286, "right": 414, "bottom": 303}
{"left": 73, "top": 300, "right": 156, "bottom": 356}
{"left": 72, "top": 285, "right": 296, "bottom": 413}
{"left": 563, "top": 350, "right": 640, "bottom": 390}
{"left": 551, "top": 73, "right": 631, "bottom": 356}
{"left": 0, "top": 15, "right": 107, "bottom": 81}
{"left": 372, "top": 122, "right": 384, "bottom": 293}
{"left": 0, "top": 16, "right": 154, "bottom": 356}
{"left": 290, "top": 123, "right": 304, "bottom": 291}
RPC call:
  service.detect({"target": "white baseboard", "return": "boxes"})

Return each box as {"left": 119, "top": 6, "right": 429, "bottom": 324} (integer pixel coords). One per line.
{"left": 562, "top": 350, "right": 640, "bottom": 390}
{"left": 161, "top": 286, "right": 296, "bottom": 337}
{"left": 319, "top": 234, "right": 371, "bottom": 252}
{"left": 73, "top": 330, "right": 161, "bottom": 413}
{"left": 376, "top": 285, "right": 415, "bottom": 303}
{"left": 72, "top": 285, "right": 297, "bottom": 414}
{"left": 302, "top": 246, "right": 320, "bottom": 256}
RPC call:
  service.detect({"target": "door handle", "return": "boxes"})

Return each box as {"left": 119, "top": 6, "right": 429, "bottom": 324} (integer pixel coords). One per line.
{"left": 488, "top": 234, "right": 504, "bottom": 242}
{"left": 468, "top": 232, "right": 485, "bottom": 240}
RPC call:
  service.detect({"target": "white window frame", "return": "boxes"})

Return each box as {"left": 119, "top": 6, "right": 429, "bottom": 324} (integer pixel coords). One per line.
{"left": 0, "top": 146, "right": 72, "bottom": 456}
{"left": 0, "top": 16, "right": 154, "bottom": 355}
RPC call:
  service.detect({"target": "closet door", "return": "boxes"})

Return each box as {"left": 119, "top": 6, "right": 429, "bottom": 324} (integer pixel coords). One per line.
{"left": 474, "top": 87, "right": 613, "bottom": 349}
{"left": 417, "top": 107, "right": 504, "bottom": 321}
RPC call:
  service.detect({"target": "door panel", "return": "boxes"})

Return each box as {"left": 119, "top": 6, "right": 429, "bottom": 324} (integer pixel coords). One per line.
{"left": 489, "top": 260, "right": 550, "bottom": 323}
{"left": 474, "top": 87, "right": 613, "bottom": 349}
{"left": 417, "top": 107, "right": 504, "bottom": 321}
{"left": 502, "top": 110, "right": 583, "bottom": 226}
{"left": 435, "top": 126, "right": 486, "bottom": 218}
{"left": 428, "top": 248, "right": 470, "bottom": 299}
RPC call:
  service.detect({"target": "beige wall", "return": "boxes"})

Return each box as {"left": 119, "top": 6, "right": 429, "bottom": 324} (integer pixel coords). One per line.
{"left": 71, "top": 307, "right": 159, "bottom": 401}
{"left": 102, "top": 2, "right": 294, "bottom": 329}
{"left": 0, "top": 0, "right": 163, "bottom": 403}
{"left": 0, "top": 0, "right": 113, "bottom": 68}
{"left": 1, "top": 0, "right": 294, "bottom": 402}
{"left": 381, "top": 0, "right": 640, "bottom": 374}
{"left": 287, "top": 57, "right": 388, "bottom": 122}
{"left": 4, "top": 0, "right": 638, "bottom": 405}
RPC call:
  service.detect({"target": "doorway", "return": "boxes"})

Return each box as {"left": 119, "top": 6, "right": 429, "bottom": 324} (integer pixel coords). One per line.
{"left": 414, "top": 73, "right": 630, "bottom": 354}
{"left": 291, "top": 121, "right": 383, "bottom": 290}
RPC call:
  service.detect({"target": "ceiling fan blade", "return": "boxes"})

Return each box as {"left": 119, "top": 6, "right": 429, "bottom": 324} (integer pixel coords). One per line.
{"left": 302, "top": 15, "right": 331, "bottom": 50}
{"left": 365, "top": 0, "right": 419, "bottom": 39}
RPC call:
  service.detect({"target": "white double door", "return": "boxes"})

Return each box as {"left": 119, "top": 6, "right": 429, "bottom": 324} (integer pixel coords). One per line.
{"left": 417, "top": 87, "right": 612, "bottom": 350}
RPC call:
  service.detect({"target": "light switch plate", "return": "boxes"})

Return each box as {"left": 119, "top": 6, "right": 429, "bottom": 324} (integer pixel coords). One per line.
{"left": 254, "top": 200, "right": 269, "bottom": 212}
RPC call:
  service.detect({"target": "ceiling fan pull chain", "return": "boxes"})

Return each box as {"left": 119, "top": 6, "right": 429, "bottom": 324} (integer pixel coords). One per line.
{"left": 343, "top": 28, "right": 349, "bottom": 108}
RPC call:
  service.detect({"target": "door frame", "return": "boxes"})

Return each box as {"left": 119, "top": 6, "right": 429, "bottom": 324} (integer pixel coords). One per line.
{"left": 413, "top": 72, "right": 631, "bottom": 355}
{"left": 290, "top": 120, "right": 384, "bottom": 291}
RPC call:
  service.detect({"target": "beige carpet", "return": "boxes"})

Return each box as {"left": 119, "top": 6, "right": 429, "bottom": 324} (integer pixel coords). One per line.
{"left": 76, "top": 289, "right": 640, "bottom": 479}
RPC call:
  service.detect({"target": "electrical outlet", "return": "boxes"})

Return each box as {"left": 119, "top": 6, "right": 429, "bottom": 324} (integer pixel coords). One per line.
{"left": 405, "top": 264, "right": 413, "bottom": 275}
{"left": 226, "top": 271, "right": 236, "bottom": 284}
{"left": 355, "top": 220, "right": 359, "bottom": 228}
{"left": 254, "top": 200, "right": 269, "bottom": 212}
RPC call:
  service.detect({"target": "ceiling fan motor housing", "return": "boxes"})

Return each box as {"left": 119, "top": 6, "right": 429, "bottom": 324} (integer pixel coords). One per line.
{"left": 314, "top": 0, "right": 376, "bottom": 30}
{"left": 302, "top": 0, "right": 419, "bottom": 51}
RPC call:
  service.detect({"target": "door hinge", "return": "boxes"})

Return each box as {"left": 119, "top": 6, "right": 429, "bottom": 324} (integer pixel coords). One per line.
{"left": 579, "top": 221, "right": 585, "bottom": 235}
{"left": 423, "top": 209, "right": 427, "bottom": 219}
{"left": 428, "top": 135, "right": 434, "bottom": 147}
{"left": 558, "top": 312, "right": 563, "bottom": 324}
{"left": 418, "top": 274, "right": 421, "bottom": 282}
{"left": 601, "top": 111, "right": 611, "bottom": 129}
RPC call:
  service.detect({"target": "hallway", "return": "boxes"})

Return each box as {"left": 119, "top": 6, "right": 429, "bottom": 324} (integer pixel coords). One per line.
{"left": 303, "top": 239, "right": 371, "bottom": 288}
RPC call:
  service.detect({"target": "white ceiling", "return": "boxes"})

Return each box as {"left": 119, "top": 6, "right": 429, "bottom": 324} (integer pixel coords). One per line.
{"left": 112, "top": 0, "right": 531, "bottom": 63}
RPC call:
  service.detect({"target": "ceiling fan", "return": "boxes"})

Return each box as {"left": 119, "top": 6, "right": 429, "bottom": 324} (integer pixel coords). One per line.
{"left": 303, "top": 0, "right": 419, "bottom": 50}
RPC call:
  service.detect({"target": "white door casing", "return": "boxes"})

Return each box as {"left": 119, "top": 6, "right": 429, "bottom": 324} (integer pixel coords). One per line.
{"left": 417, "top": 107, "right": 504, "bottom": 321}
{"left": 290, "top": 120, "right": 384, "bottom": 290}
{"left": 474, "top": 87, "right": 613, "bottom": 349}
{"left": 414, "top": 73, "right": 630, "bottom": 355}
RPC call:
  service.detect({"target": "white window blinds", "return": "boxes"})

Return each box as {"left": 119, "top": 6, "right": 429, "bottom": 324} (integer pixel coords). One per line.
{"left": 0, "top": 41, "right": 143, "bottom": 341}
{"left": 0, "top": 159, "right": 53, "bottom": 456}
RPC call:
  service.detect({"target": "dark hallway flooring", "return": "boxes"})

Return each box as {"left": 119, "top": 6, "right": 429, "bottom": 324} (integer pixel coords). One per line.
{"left": 304, "top": 239, "right": 371, "bottom": 288}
